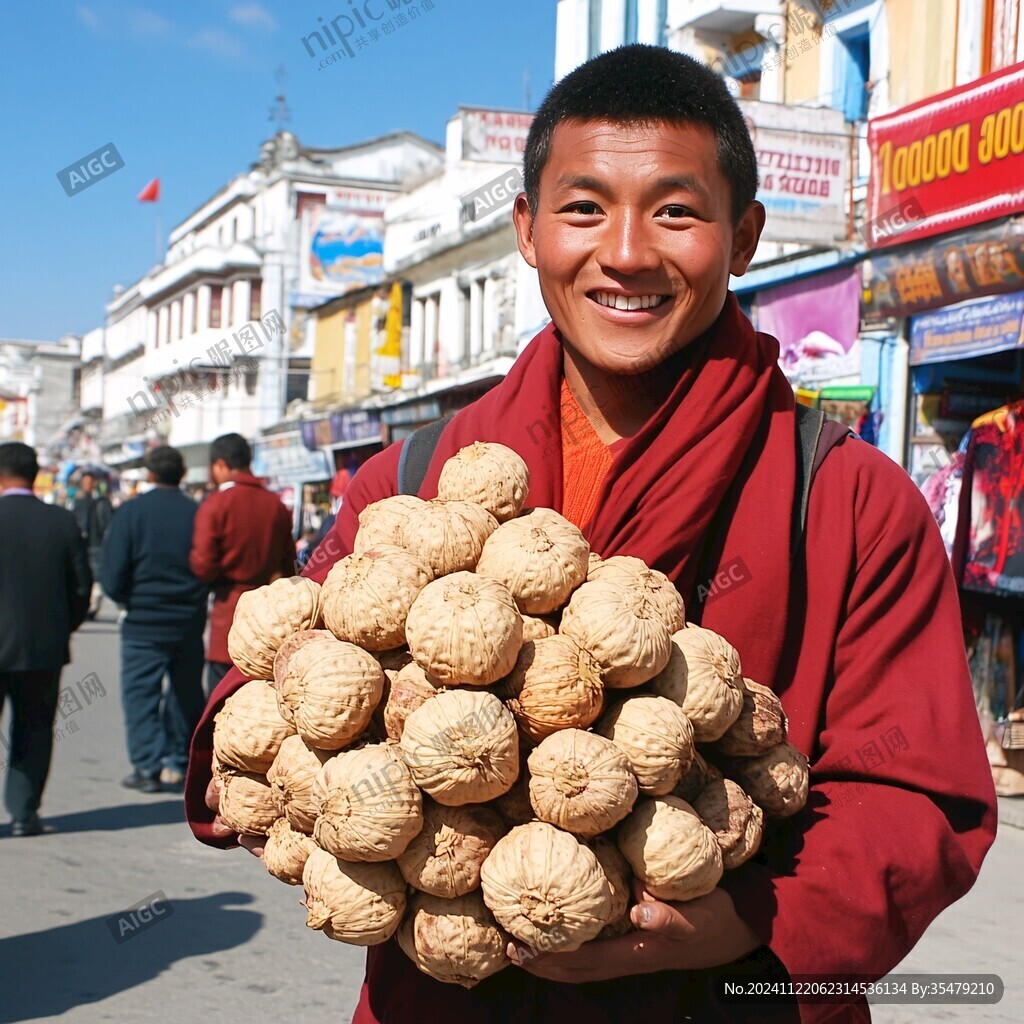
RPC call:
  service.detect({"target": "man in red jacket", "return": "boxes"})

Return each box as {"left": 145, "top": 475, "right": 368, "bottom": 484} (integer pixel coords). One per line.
{"left": 189, "top": 433, "right": 294, "bottom": 697}
{"left": 185, "top": 46, "right": 996, "bottom": 1023}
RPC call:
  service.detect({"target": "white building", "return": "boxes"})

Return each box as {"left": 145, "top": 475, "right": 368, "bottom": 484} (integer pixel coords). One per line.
{"left": 366, "top": 107, "right": 547, "bottom": 439}
{"left": 0, "top": 336, "right": 81, "bottom": 454}
{"left": 93, "top": 130, "right": 443, "bottom": 480}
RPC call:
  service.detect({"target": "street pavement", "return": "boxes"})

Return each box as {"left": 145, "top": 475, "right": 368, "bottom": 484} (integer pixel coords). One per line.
{"left": 0, "top": 612, "right": 1021, "bottom": 1023}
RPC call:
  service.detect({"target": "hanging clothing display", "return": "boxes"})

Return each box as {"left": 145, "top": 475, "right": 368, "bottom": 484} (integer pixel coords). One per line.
{"left": 953, "top": 402, "right": 1024, "bottom": 595}
{"left": 921, "top": 447, "right": 965, "bottom": 559}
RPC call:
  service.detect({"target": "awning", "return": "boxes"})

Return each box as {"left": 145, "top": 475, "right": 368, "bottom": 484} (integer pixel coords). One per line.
{"left": 101, "top": 442, "right": 147, "bottom": 467}
{"left": 732, "top": 249, "right": 864, "bottom": 296}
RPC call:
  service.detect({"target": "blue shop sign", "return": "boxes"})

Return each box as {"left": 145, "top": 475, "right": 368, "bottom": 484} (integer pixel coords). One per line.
{"left": 910, "top": 291, "right": 1024, "bottom": 366}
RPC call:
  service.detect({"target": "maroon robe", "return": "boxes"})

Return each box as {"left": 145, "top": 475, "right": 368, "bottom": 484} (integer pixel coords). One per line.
{"left": 188, "top": 472, "right": 295, "bottom": 663}
{"left": 185, "top": 296, "right": 996, "bottom": 1023}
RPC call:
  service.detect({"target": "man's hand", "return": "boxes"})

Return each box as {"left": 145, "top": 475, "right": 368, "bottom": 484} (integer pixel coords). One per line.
{"left": 203, "top": 776, "right": 264, "bottom": 857}
{"left": 508, "top": 884, "right": 760, "bottom": 983}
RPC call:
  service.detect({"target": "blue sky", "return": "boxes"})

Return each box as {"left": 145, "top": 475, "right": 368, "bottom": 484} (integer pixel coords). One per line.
{"left": 0, "top": 0, "right": 556, "bottom": 340}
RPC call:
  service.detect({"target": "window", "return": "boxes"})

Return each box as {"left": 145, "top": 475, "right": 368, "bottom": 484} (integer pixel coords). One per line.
{"left": 232, "top": 218, "right": 238, "bottom": 242}
{"left": 210, "top": 287, "right": 222, "bottom": 329}
{"left": 295, "top": 191, "right": 326, "bottom": 221}
{"left": 286, "top": 364, "right": 310, "bottom": 405}
{"left": 624, "top": 0, "right": 638, "bottom": 44}
{"left": 250, "top": 280, "right": 262, "bottom": 320}
{"left": 588, "top": 0, "right": 603, "bottom": 57}
{"left": 836, "top": 24, "right": 870, "bottom": 121}
{"left": 656, "top": 0, "right": 668, "bottom": 47}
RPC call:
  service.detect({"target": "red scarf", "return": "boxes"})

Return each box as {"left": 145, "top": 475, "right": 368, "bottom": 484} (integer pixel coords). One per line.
{"left": 417, "top": 293, "right": 797, "bottom": 689}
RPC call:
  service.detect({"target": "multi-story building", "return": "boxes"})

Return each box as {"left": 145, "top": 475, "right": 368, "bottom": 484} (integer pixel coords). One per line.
{"left": 300, "top": 106, "right": 547, "bottom": 467}
{"left": 0, "top": 336, "right": 81, "bottom": 456}
{"left": 90, "top": 129, "right": 443, "bottom": 483}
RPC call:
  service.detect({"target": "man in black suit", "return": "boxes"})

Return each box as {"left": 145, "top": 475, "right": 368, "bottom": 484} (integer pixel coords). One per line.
{"left": 0, "top": 443, "right": 92, "bottom": 836}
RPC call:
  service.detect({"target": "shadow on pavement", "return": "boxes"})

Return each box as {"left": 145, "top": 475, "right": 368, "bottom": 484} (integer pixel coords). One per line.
{"left": 0, "top": 891, "right": 261, "bottom": 1023}
{"left": 20, "top": 798, "right": 187, "bottom": 835}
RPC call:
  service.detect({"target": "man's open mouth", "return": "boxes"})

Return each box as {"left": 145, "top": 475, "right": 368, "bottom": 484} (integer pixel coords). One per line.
{"left": 589, "top": 291, "right": 670, "bottom": 311}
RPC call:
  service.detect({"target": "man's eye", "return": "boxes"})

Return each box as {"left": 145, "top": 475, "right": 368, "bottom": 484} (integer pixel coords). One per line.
{"left": 659, "top": 205, "right": 694, "bottom": 219}
{"left": 565, "top": 202, "right": 601, "bottom": 215}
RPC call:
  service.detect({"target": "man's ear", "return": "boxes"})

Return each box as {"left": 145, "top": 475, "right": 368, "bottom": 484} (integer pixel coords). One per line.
{"left": 729, "top": 201, "right": 766, "bottom": 278}
{"left": 513, "top": 193, "right": 538, "bottom": 269}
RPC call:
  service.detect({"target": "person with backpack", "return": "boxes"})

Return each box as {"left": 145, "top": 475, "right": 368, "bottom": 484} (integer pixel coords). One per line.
{"left": 184, "top": 45, "right": 996, "bottom": 1024}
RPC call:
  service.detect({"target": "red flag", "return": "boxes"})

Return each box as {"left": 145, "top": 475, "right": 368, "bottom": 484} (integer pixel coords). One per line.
{"left": 137, "top": 178, "right": 160, "bottom": 202}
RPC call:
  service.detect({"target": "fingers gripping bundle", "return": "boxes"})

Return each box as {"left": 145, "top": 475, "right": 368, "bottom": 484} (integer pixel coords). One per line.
{"left": 214, "top": 442, "right": 810, "bottom": 987}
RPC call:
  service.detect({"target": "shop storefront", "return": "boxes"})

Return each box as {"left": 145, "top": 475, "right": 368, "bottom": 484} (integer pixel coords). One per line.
{"left": 252, "top": 431, "right": 333, "bottom": 538}
{"left": 740, "top": 260, "right": 902, "bottom": 456}
{"left": 379, "top": 378, "right": 506, "bottom": 446}
{"left": 864, "top": 61, "right": 1024, "bottom": 793}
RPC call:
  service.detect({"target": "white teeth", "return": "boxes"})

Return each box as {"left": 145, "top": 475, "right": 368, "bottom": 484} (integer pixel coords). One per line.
{"left": 593, "top": 291, "right": 667, "bottom": 310}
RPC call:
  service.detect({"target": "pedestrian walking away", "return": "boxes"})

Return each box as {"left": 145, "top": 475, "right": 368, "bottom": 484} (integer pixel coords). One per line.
{"left": 0, "top": 442, "right": 92, "bottom": 836}
{"left": 189, "top": 433, "right": 295, "bottom": 698}
{"left": 186, "top": 46, "right": 997, "bottom": 1024}
{"left": 101, "top": 445, "right": 208, "bottom": 794}
{"left": 70, "top": 470, "right": 113, "bottom": 620}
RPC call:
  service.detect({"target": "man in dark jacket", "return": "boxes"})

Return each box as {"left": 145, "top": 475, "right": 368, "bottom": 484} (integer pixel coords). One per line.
{"left": 101, "top": 446, "right": 207, "bottom": 793}
{"left": 71, "top": 471, "right": 113, "bottom": 619}
{"left": 189, "top": 433, "right": 294, "bottom": 697}
{"left": 0, "top": 442, "right": 92, "bottom": 835}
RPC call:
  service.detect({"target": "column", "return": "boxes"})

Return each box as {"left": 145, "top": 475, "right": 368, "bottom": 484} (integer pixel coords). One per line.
{"left": 235, "top": 279, "right": 252, "bottom": 324}
{"left": 482, "top": 278, "right": 497, "bottom": 355}
{"left": 157, "top": 306, "right": 169, "bottom": 348}
{"left": 470, "top": 279, "right": 484, "bottom": 359}
{"left": 424, "top": 294, "right": 439, "bottom": 378}
{"left": 170, "top": 301, "right": 182, "bottom": 343}
{"left": 182, "top": 293, "right": 195, "bottom": 340}
{"left": 196, "top": 285, "right": 210, "bottom": 331}
{"left": 410, "top": 295, "right": 425, "bottom": 375}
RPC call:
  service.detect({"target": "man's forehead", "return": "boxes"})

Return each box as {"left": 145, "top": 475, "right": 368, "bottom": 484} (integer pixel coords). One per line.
{"left": 550, "top": 117, "right": 718, "bottom": 147}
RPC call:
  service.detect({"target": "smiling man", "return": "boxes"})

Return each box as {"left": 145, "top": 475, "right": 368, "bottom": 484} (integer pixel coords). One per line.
{"left": 185, "top": 46, "right": 995, "bottom": 1023}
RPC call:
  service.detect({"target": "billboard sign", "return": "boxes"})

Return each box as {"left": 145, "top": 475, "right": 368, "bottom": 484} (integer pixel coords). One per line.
{"left": 867, "top": 61, "right": 1024, "bottom": 248}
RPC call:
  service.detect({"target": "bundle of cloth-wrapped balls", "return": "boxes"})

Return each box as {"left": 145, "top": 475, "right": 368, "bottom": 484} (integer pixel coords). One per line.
{"left": 211, "top": 441, "right": 809, "bottom": 988}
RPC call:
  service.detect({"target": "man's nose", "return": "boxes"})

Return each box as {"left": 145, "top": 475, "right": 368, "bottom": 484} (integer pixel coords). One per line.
{"left": 596, "top": 210, "right": 662, "bottom": 277}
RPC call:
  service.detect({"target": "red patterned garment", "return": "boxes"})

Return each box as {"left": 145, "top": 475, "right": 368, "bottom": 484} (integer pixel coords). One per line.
{"left": 954, "top": 408, "right": 1024, "bottom": 594}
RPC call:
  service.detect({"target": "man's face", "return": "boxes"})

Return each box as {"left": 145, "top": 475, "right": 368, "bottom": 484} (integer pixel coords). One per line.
{"left": 210, "top": 459, "right": 229, "bottom": 485}
{"left": 514, "top": 119, "right": 764, "bottom": 375}
{"left": 80, "top": 474, "right": 95, "bottom": 493}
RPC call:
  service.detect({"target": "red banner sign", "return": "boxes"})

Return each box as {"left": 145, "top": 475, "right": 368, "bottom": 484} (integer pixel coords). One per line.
{"left": 866, "top": 61, "right": 1024, "bottom": 249}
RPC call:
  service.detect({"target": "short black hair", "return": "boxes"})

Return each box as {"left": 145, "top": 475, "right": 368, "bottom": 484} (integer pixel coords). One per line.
{"left": 523, "top": 44, "right": 758, "bottom": 224}
{"left": 0, "top": 442, "right": 39, "bottom": 485}
{"left": 210, "top": 433, "right": 251, "bottom": 470}
{"left": 143, "top": 445, "right": 186, "bottom": 486}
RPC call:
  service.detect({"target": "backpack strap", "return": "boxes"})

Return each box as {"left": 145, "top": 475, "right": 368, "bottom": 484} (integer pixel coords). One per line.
{"left": 397, "top": 415, "right": 455, "bottom": 495}
{"left": 792, "top": 404, "right": 855, "bottom": 561}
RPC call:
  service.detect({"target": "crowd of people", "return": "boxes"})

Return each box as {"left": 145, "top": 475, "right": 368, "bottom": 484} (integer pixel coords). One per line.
{"left": 0, "top": 433, "right": 295, "bottom": 833}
